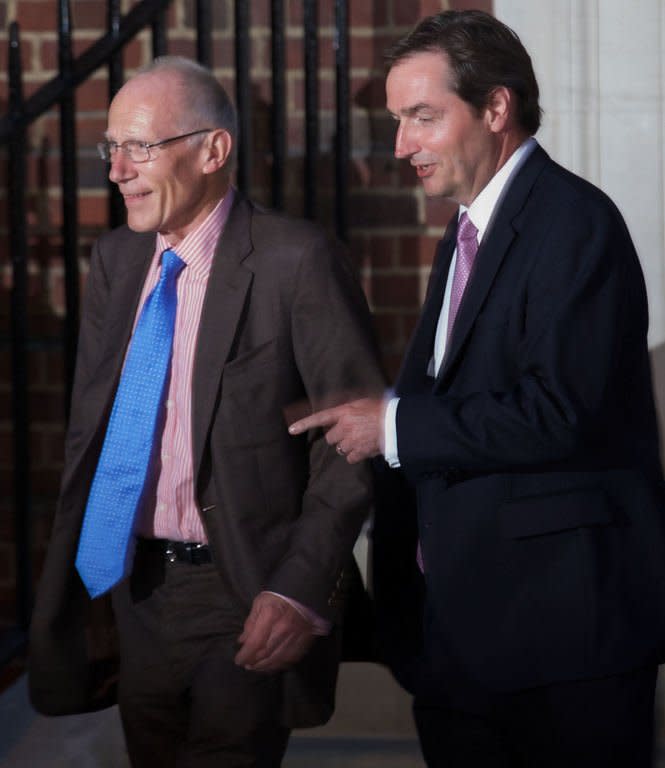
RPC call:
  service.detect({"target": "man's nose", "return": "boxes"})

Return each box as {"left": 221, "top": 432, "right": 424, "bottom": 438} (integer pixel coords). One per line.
{"left": 108, "top": 151, "right": 136, "bottom": 183}
{"left": 394, "top": 122, "right": 418, "bottom": 159}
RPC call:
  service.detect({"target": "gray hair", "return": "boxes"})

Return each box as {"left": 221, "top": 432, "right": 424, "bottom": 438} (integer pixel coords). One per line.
{"left": 136, "top": 55, "right": 238, "bottom": 168}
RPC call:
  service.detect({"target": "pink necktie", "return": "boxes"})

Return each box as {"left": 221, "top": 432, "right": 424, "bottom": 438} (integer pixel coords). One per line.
{"left": 446, "top": 212, "right": 479, "bottom": 342}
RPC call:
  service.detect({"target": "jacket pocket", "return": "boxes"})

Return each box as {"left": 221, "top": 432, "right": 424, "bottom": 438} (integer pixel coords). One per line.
{"left": 499, "top": 488, "right": 613, "bottom": 539}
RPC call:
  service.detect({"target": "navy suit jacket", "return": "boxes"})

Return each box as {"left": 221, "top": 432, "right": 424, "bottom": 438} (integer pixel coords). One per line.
{"left": 373, "top": 145, "right": 665, "bottom": 700}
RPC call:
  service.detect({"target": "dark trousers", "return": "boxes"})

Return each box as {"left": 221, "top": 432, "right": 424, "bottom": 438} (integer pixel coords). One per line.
{"left": 112, "top": 546, "right": 290, "bottom": 768}
{"left": 414, "top": 664, "right": 657, "bottom": 768}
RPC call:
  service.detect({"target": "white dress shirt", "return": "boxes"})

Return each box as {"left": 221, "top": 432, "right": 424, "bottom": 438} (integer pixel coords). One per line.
{"left": 383, "top": 137, "right": 538, "bottom": 468}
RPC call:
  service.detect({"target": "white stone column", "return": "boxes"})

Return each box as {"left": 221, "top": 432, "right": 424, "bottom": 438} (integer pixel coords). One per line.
{"left": 494, "top": 0, "right": 665, "bottom": 350}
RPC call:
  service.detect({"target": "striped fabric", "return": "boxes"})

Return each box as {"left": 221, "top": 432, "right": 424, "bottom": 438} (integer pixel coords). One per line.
{"left": 134, "top": 188, "right": 235, "bottom": 542}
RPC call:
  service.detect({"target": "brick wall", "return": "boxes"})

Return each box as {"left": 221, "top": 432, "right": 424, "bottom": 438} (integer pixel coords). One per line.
{"left": 0, "top": 0, "right": 490, "bottom": 625}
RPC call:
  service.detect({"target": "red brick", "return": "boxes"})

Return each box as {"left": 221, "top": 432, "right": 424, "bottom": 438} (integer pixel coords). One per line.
{"left": 348, "top": 192, "right": 418, "bottom": 228}
{"left": 169, "top": 37, "right": 199, "bottom": 62}
{"left": 285, "top": 0, "right": 339, "bottom": 27}
{"left": 368, "top": 235, "right": 397, "bottom": 268}
{"left": 392, "top": 3, "right": 423, "bottom": 27}
{"left": 451, "top": 0, "right": 493, "bottom": 11}
{"left": 77, "top": 76, "right": 113, "bottom": 111}
{"left": 351, "top": 76, "right": 386, "bottom": 109}
{"left": 212, "top": 38, "right": 239, "bottom": 69}
{"left": 398, "top": 235, "right": 441, "bottom": 267}
{"left": 351, "top": 3, "right": 389, "bottom": 29}
{"left": 370, "top": 272, "right": 421, "bottom": 308}
{"left": 79, "top": 194, "right": 109, "bottom": 229}
{"left": 183, "top": 0, "right": 238, "bottom": 30}
{"left": 15, "top": 1, "right": 58, "bottom": 32}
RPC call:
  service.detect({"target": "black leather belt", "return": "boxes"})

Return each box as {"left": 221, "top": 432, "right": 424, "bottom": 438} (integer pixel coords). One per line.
{"left": 137, "top": 537, "right": 212, "bottom": 565}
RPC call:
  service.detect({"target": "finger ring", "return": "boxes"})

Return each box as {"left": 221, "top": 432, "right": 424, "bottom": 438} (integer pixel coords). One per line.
{"left": 336, "top": 444, "right": 346, "bottom": 456}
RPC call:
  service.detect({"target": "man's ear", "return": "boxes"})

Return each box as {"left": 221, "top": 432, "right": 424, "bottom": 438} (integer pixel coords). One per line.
{"left": 484, "top": 86, "right": 513, "bottom": 133}
{"left": 202, "top": 129, "right": 233, "bottom": 174}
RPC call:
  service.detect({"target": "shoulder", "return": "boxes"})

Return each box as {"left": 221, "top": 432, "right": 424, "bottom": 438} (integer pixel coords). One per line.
{"left": 245, "top": 199, "right": 332, "bottom": 253}
{"left": 231, "top": 196, "right": 344, "bottom": 277}
{"left": 530, "top": 153, "right": 627, "bottom": 235}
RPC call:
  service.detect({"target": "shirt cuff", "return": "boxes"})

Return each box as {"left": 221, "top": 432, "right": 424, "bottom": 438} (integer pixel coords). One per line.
{"left": 383, "top": 396, "right": 401, "bottom": 468}
{"left": 263, "top": 591, "right": 331, "bottom": 636}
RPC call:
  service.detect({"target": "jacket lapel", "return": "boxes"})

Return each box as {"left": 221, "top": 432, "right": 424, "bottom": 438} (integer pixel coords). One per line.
{"left": 191, "top": 195, "right": 254, "bottom": 482}
{"left": 436, "top": 145, "right": 550, "bottom": 388}
{"left": 395, "top": 228, "right": 456, "bottom": 396}
{"left": 101, "top": 230, "right": 155, "bottom": 387}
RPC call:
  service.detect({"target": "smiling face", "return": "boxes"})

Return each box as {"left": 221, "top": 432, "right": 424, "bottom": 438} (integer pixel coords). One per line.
{"left": 386, "top": 50, "right": 502, "bottom": 207}
{"left": 105, "top": 72, "right": 226, "bottom": 245}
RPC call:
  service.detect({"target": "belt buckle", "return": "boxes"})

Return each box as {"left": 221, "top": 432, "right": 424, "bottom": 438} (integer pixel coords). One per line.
{"left": 165, "top": 542, "right": 178, "bottom": 564}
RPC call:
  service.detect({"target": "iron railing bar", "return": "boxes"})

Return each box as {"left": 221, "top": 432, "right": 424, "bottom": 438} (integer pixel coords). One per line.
{"left": 152, "top": 7, "right": 168, "bottom": 58}
{"left": 59, "top": 0, "right": 80, "bottom": 409}
{"left": 234, "top": 0, "right": 251, "bottom": 194}
{"left": 196, "top": 0, "right": 213, "bottom": 68}
{"left": 108, "top": 0, "right": 125, "bottom": 228}
{"left": 7, "top": 21, "right": 33, "bottom": 631}
{"left": 0, "top": 0, "right": 173, "bottom": 142}
{"left": 303, "top": 0, "right": 318, "bottom": 220}
{"left": 271, "top": 0, "right": 286, "bottom": 210}
{"left": 334, "top": 0, "right": 350, "bottom": 241}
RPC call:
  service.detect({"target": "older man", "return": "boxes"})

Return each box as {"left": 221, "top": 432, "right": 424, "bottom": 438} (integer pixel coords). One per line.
{"left": 29, "top": 56, "right": 383, "bottom": 767}
{"left": 290, "top": 10, "right": 665, "bottom": 767}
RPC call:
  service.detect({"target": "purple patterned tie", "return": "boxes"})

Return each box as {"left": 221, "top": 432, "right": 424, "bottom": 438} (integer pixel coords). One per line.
{"left": 446, "top": 212, "right": 479, "bottom": 342}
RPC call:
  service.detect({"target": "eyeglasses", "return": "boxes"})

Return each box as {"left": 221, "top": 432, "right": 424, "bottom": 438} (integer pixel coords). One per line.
{"left": 97, "top": 129, "right": 213, "bottom": 163}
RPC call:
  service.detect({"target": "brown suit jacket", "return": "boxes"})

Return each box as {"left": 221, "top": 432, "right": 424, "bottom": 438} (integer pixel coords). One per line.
{"left": 28, "top": 194, "right": 384, "bottom": 726}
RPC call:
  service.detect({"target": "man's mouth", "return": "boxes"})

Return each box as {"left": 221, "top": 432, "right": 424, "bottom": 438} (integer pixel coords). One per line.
{"left": 123, "top": 191, "right": 151, "bottom": 204}
{"left": 414, "top": 163, "right": 436, "bottom": 178}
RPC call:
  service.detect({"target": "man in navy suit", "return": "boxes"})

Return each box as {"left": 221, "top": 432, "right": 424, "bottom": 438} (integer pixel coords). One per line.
{"left": 290, "top": 10, "right": 665, "bottom": 767}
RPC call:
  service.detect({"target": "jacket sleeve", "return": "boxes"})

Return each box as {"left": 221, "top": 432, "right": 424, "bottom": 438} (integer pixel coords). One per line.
{"left": 263, "top": 232, "right": 386, "bottom": 618}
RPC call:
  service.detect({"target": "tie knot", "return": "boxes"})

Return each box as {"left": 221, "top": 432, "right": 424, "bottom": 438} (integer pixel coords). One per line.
{"left": 457, "top": 212, "right": 478, "bottom": 244}
{"left": 161, "top": 248, "right": 186, "bottom": 279}
{"left": 159, "top": 248, "right": 185, "bottom": 283}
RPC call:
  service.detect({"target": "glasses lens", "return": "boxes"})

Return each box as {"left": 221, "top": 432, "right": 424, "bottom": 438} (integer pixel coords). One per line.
{"left": 125, "top": 142, "right": 150, "bottom": 162}
{"left": 97, "top": 141, "right": 112, "bottom": 161}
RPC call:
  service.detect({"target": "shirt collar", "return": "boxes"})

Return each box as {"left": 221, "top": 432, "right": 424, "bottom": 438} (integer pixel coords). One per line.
{"left": 155, "top": 186, "right": 235, "bottom": 278}
{"left": 461, "top": 137, "right": 538, "bottom": 242}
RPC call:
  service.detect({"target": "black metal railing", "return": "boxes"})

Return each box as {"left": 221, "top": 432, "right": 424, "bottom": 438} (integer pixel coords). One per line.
{"left": 1, "top": 0, "right": 350, "bottom": 667}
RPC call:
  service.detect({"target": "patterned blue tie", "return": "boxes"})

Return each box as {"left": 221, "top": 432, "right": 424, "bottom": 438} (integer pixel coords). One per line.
{"left": 75, "top": 248, "right": 185, "bottom": 598}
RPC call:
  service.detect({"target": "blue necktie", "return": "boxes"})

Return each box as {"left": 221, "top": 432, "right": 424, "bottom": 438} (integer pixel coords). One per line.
{"left": 75, "top": 248, "right": 185, "bottom": 598}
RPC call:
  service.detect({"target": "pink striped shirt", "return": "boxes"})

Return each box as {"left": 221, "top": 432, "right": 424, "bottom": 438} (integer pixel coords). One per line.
{"left": 135, "top": 188, "right": 235, "bottom": 542}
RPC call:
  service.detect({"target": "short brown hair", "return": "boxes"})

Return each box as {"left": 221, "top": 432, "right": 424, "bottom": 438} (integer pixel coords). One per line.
{"left": 385, "top": 10, "right": 541, "bottom": 134}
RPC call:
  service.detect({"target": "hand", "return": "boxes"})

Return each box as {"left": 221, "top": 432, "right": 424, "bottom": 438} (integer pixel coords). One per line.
{"left": 235, "top": 592, "right": 315, "bottom": 673}
{"left": 288, "top": 397, "right": 386, "bottom": 463}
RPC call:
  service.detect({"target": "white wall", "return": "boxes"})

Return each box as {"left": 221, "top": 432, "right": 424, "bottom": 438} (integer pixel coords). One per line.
{"left": 494, "top": 0, "right": 665, "bottom": 349}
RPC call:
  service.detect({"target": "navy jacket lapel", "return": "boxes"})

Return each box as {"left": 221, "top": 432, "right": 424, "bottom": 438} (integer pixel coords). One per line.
{"left": 436, "top": 145, "right": 550, "bottom": 388}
